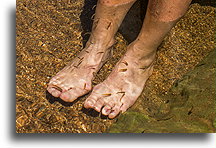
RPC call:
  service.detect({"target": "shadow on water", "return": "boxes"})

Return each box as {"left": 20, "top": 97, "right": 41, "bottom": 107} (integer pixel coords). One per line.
{"left": 191, "top": 0, "right": 215, "bottom": 6}
{"left": 45, "top": 91, "right": 81, "bottom": 107}
{"left": 46, "top": 90, "right": 106, "bottom": 118}
{"left": 117, "top": 0, "right": 147, "bottom": 43}
{"left": 80, "top": 0, "right": 148, "bottom": 45}
{"left": 80, "top": 0, "right": 97, "bottom": 47}
{"left": 81, "top": 107, "right": 111, "bottom": 119}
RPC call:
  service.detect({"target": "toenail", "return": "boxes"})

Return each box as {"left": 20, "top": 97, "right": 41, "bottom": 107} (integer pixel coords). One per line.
{"left": 102, "top": 109, "right": 109, "bottom": 115}
{"left": 110, "top": 112, "right": 114, "bottom": 115}
{"left": 87, "top": 101, "right": 94, "bottom": 107}
{"left": 109, "top": 111, "right": 116, "bottom": 116}
{"left": 109, "top": 113, "right": 115, "bottom": 118}
{"left": 94, "top": 106, "right": 100, "bottom": 111}
{"left": 59, "top": 84, "right": 66, "bottom": 89}
{"left": 52, "top": 81, "right": 58, "bottom": 85}
{"left": 52, "top": 91, "right": 60, "bottom": 97}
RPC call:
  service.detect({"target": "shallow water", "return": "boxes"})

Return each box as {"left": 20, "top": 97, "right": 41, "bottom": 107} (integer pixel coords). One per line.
{"left": 16, "top": 0, "right": 215, "bottom": 133}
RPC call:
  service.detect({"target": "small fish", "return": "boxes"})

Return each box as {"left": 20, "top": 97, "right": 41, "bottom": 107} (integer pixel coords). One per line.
{"left": 122, "top": 61, "right": 128, "bottom": 66}
{"left": 117, "top": 91, "right": 125, "bottom": 99}
{"left": 76, "top": 60, "right": 83, "bottom": 67}
{"left": 106, "top": 22, "right": 112, "bottom": 30}
{"left": 139, "top": 66, "right": 149, "bottom": 70}
{"left": 97, "top": 51, "right": 104, "bottom": 54}
{"left": 52, "top": 85, "right": 62, "bottom": 92}
{"left": 119, "top": 69, "right": 127, "bottom": 72}
{"left": 78, "top": 56, "right": 84, "bottom": 61}
{"left": 117, "top": 91, "right": 125, "bottom": 94}
{"left": 102, "top": 93, "right": 112, "bottom": 97}
{"left": 83, "top": 83, "right": 87, "bottom": 89}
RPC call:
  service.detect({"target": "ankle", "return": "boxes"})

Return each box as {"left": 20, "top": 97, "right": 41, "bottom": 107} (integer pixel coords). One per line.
{"left": 87, "top": 18, "right": 115, "bottom": 48}
{"left": 86, "top": 34, "right": 115, "bottom": 49}
{"left": 131, "top": 40, "right": 157, "bottom": 57}
{"left": 126, "top": 42, "right": 156, "bottom": 67}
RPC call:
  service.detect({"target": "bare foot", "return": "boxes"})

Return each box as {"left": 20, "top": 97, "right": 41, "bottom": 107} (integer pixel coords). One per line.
{"left": 47, "top": 39, "right": 114, "bottom": 102}
{"left": 84, "top": 42, "right": 156, "bottom": 118}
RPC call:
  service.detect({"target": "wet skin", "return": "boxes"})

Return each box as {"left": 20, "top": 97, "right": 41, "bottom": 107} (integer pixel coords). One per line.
{"left": 84, "top": 42, "right": 155, "bottom": 118}
{"left": 47, "top": 0, "right": 191, "bottom": 118}
{"left": 47, "top": 38, "right": 155, "bottom": 118}
{"left": 47, "top": 40, "right": 113, "bottom": 102}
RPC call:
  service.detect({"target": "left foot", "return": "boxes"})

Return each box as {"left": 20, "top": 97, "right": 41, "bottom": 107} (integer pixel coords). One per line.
{"left": 84, "top": 42, "right": 156, "bottom": 118}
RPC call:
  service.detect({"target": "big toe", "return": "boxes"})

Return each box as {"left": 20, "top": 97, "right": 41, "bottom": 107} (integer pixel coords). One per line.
{"left": 93, "top": 99, "right": 104, "bottom": 112}
{"left": 120, "top": 103, "right": 130, "bottom": 113}
{"left": 47, "top": 87, "right": 62, "bottom": 98}
{"left": 60, "top": 88, "right": 89, "bottom": 102}
{"left": 60, "top": 90, "right": 77, "bottom": 102}
{"left": 84, "top": 95, "right": 99, "bottom": 109}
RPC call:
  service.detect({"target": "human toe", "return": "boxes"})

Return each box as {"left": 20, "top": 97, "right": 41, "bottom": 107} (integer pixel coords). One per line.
{"left": 102, "top": 105, "right": 112, "bottom": 115}
{"left": 84, "top": 95, "right": 99, "bottom": 108}
{"left": 120, "top": 103, "right": 130, "bottom": 113}
{"left": 108, "top": 105, "right": 121, "bottom": 119}
{"left": 60, "top": 89, "right": 79, "bottom": 102}
{"left": 47, "top": 86, "right": 61, "bottom": 97}
{"left": 93, "top": 99, "right": 104, "bottom": 112}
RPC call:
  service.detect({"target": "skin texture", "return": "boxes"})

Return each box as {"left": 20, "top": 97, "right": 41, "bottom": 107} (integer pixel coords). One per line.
{"left": 47, "top": 0, "right": 191, "bottom": 118}
{"left": 47, "top": 0, "right": 136, "bottom": 102}
{"left": 47, "top": 43, "right": 112, "bottom": 102}
{"left": 84, "top": 42, "right": 155, "bottom": 118}
{"left": 148, "top": 0, "right": 191, "bottom": 22}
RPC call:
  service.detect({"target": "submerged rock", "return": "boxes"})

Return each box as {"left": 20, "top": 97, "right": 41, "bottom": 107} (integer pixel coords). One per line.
{"left": 108, "top": 49, "right": 215, "bottom": 133}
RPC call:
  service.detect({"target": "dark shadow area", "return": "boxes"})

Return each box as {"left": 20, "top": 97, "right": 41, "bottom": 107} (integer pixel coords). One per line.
{"left": 81, "top": 107, "right": 100, "bottom": 117}
{"left": 118, "top": 0, "right": 147, "bottom": 43}
{"left": 46, "top": 91, "right": 83, "bottom": 107}
{"left": 191, "top": 0, "right": 215, "bottom": 6}
{"left": 81, "top": 107, "right": 111, "bottom": 119}
{"left": 80, "top": 0, "right": 147, "bottom": 45}
{"left": 46, "top": 90, "right": 109, "bottom": 119}
{"left": 80, "top": 0, "right": 97, "bottom": 47}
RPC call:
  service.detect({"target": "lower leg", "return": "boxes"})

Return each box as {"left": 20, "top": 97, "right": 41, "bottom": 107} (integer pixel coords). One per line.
{"left": 47, "top": 0, "right": 136, "bottom": 102}
{"left": 84, "top": 0, "right": 192, "bottom": 118}
{"left": 126, "top": 0, "right": 192, "bottom": 70}
{"left": 87, "top": 0, "right": 137, "bottom": 48}
{"left": 134, "top": 0, "right": 192, "bottom": 51}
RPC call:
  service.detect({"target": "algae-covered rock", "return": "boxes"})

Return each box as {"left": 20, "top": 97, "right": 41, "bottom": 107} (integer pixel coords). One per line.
{"left": 108, "top": 49, "right": 215, "bottom": 133}
{"left": 107, "top": 112, "right": 151, "bottom": 133}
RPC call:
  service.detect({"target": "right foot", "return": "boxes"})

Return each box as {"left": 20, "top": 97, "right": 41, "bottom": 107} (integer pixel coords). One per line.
{"left": 47, "top": 37, "right": 114, "bottom": 102}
